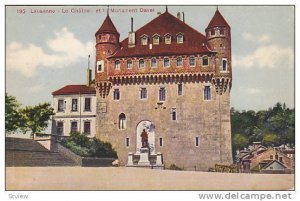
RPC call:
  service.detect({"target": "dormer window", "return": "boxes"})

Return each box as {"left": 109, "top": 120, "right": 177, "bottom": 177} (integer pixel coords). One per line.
{"left": 153, "top": 34, "right": 160, "bottom": 45}
{"left": 176, "top": 33, "right": 184, "bottom": 44}
{"left": 141, "top": 35, "right": 148, "bottom": 45}
{"left": 115, "top": 60, "right": 120, "bottom": 70}
{"left": 164, "top": 34, "right": 171, "bottom": 44}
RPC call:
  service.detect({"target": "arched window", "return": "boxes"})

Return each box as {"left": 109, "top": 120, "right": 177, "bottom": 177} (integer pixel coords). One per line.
{"left": 202, "top": 56, "right": 209, "bottom": 66}
{"left": 189, "top": 56, "right": 195, "bottom": 67}
{"left": 164, "top": 57, "right": 170, "bottom": 67}
{"left": 115, "top": 60, "right": 120, "bottom": 70}
{"left": 176, "top": 57, "right": 183, "bottom": 67}
{"left": 127, "top": 60, "right": 132, "bottom": 69}
{"left": 139, "top": 59, "right": 145, "bottom": 68}
{"left": 222, "top": 58, "right": 228, "bottom": 71}
{"left": 119, "top": 113, "right": 126, "bottom": 129}
{"left": 151, "top": 58, "right": 157, "bottom": 68}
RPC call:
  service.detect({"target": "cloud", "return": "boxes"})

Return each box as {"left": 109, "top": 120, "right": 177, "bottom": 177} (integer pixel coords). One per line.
{"left": 233, "top": 45, "right": 293, "bottom": 69}
{"left": 242, "top": 32, "right": 271, "bottom": 43}
{"left": 6, "top": 27, "right": 94, "bottom": 77}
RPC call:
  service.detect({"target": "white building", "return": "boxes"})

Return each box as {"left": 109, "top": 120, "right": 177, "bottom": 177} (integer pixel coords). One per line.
{"left": 51, "top": 85, "right": 96, "bottom": 138}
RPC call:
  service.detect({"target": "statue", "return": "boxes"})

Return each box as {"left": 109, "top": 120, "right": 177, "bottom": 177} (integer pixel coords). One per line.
{"left": 140, "top": 129, "right": 149, "bottom": 148}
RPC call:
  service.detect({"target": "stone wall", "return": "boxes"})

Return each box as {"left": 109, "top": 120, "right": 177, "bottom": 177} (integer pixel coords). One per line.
{"left": 96, "top": 80, "right": 232, "bottom": 171}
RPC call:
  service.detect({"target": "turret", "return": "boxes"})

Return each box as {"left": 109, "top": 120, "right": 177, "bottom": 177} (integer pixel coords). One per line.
{"left": 206, "top": 8, "right": 231, "bottom": 77}
{"left": 95, "top": 13, "right": 120, "bottom": 81}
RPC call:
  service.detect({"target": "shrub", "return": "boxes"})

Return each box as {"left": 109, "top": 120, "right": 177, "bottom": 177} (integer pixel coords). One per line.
{"left": 61, "top": 132, "right": 117, "bottom": 158}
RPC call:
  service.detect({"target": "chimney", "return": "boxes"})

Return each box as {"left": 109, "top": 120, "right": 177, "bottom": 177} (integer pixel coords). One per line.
{"left": 149, "top": 44, "right": 152, "bottom": 50}
{"left": 177, "top": 12, "right": 181, "bottom": 20}
{"left": 182, "top": 12, "right": 185, "bottom": 23}
{"left": 128, "top": 17, "right": 135, "bottom": 48}
{"left": 86, "top": 55, "right": 92, "bottom": 86}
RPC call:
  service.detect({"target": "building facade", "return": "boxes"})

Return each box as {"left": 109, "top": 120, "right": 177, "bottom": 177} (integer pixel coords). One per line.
{"left": 94, "top": 8, "right": 233, "bottom": 170}
{"left": 52, "top": 85, "right": 96, "bottom": 138}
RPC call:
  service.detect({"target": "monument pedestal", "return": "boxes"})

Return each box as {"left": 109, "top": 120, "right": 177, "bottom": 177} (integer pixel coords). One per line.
{"left": 138, "top": 147, "right": 150, "bottom": 166}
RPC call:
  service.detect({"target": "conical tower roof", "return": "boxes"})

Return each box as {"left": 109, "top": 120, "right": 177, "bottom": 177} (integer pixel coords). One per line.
{"left": 206, "top": 9, "right": 230, "bottom": 29}
{"left": 95, "top": 15, "right": 119, "bottom": 36}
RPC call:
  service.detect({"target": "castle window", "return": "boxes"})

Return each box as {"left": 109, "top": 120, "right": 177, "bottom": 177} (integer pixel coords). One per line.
{"left": 127, "top": 60, "right": 132, "bottom": 69}
{"left": 57, "top": 122, "right": 64, "bottom": 135}
{"left": 178, "top": 83, "right": 183, "bottom": 96}
{"left": 71, "top": 98, "right": 78, "bottom": 112}
{"left": 165, "top": 34, "right": 171, "bottom": 44}
{"left": 84, "top": 98, "right": 91, "bottom": 111}
{"left": 97, "top": 60, "right": 104, "bottom": 72}
{"left": 83, "top": 121, "right": 91, "bottom": 135}
{"left": 115, "top": 60, "right": 120, "bottom": 70}
{"left": 126, "top": 138, "right": 130, "bottom": 147}
{"left": 270, "top": 155, "right": 273, "bottom": 160}
{"left": 119, "top": 113, "right": 126, "bottom": 129}
{"left": 151, "top": 58, "right": 157, "bottom": 68}
{"left": 113, "top": 89, "right": 120, "bottom": 100}
{"left": 211, "top": 29, "right": 215, "bottom": 36}
{"left": 159, "top": 137, "right": 163, "bottom": 147}
{"left": 202, "top": 56, "right": 209, "bottom": 66}
{"left": 141, "top": 35, "right": 148, "bottom": 45}
{"left": 140, "top": 88, "right": 147, "bottom": 99}
{"left": 159, "top": 87, "right": 166, "bottom": 102}
{"left": 204, "top": 86, "right": 211, "bottom": 100}
{"left": 177, "top": 33, "right": 184, "bottom": 43}
{"left": 164, "top": 57, "right": 170, "bottom": 67}
{"left": 221, "top": 58, "right": 228, "bottom": 71}
{"left": 220, "top": 28, "right": 224, "bottom": 35}
{"left": 195, "top": 137, "right": 200, "bottom": 146}
{"left": 70, "top": 121, "right": 78, "bottom": 133}
{"left": 153, "top": 35, "right": 160, "bottom": 45}
{"left": 171, "top": 108, "right": 177, "bottom": 121}
{"left": 139, "top": 59, "right": 145, "bottom": 68}
{"left": 58, "top": 99, "right": 64, "bottom": 112}
{"left": 176, "top": 57, "right": 183, "bottom": 67}
{"left": 189, "top": 56, "right": 195, "bottom": 67}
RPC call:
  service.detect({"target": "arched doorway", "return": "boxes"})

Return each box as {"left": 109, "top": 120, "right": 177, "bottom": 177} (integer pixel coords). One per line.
{"left": 136, "top": 120, "right": 155, "bottom": 154}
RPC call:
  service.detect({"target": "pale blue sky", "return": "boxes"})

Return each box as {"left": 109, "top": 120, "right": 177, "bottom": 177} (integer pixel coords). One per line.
{"left": 6, "top": 5, "right": 295, "bottom": 111}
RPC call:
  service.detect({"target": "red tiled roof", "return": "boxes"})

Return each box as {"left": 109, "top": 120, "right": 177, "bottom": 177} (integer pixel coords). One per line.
{"left": 206, "top": 9, "right": 230, "bottom": 29}
{"left": 95, "top": 15, "right": 119, "bottom": 36}
{"left": 52, "top": 85, "right": 96, "bottom": 95}
{"left": 110, "top": 11, "right": 214, "bottom": 58}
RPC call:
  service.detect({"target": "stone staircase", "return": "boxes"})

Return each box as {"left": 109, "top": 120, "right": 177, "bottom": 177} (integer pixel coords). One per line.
{"left": 5, "top": 137, "right": 77, "bottom": 167}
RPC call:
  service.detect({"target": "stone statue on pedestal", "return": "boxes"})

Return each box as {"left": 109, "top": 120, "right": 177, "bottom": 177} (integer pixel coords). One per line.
{"left": 140, "top": 129, "right": 148, "bottom": 148}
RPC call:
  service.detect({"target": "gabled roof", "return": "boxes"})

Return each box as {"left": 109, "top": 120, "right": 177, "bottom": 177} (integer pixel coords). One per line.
{"left": 95, "top": 15, "right": 119, "bottom": 36}
{"left": 206, "top": 9, "right": 230, "bottom": 29}
{"left": 110, "top": 11, "right": 213, "bottom": 58}
{"left": 52, "top": 85, "right": 96, "bottom": 96}
{"left": 262, "top": 160, "right": 287, "bottom": 170}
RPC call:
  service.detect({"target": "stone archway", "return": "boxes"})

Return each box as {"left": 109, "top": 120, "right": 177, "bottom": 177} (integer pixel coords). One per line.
{"left": 136, "top": 120, "right": 155, "bottom": 154}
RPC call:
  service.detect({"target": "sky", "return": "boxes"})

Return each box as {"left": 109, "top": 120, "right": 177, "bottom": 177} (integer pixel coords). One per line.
{"left": 5, "top": 5, "right": 295, "bottom": 111}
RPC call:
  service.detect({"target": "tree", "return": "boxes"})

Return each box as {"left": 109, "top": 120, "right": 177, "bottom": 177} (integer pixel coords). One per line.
{"left": 232, "top": 133, "right": 249, "bottom": 151}
{"left": 5, "top": 93, "right": 22, "bottom": 133}
{"left": 19, "top": 103, "right": 55, "bottom": 137}
{"left": 262, "top": 133, "right": 279, "bottom": 147}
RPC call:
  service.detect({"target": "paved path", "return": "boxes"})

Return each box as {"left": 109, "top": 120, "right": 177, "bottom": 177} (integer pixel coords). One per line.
{"left": 6, "top": 167, "right": 294, "bottom": 190}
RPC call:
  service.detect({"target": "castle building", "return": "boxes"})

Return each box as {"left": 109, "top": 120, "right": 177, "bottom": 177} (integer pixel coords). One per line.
{"left": 94, "top": 8, "right": 233, "bottom": 171}
{"left": 51, "top": 84, "right": 96, "bottom": 138}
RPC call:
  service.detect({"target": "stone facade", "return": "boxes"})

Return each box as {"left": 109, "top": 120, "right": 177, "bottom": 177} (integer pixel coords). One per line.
{"left": 94, "top": 8, "right": 233, "bottom": 171}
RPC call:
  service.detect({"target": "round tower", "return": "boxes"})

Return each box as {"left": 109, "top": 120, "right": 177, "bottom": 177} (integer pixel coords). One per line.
{"left": 205, "top": 8, "right": 231, "bottom": 77}
{"left": 95, "top": 14, "right": 120, "bottom": 82}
